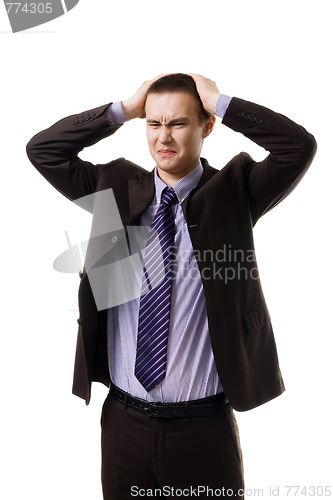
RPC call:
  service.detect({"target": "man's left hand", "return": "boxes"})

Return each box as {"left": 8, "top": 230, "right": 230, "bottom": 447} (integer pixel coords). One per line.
{"left": 188, "top": 73, "right": 220, "bottom": 116}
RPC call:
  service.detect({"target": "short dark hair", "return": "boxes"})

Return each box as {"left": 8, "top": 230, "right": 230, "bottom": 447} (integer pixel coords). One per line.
{"left": 146, "top": 73, "right": 210, "bottom": 123}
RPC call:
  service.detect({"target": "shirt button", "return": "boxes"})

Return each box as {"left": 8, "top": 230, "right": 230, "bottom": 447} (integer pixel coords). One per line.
{"left": 112, "top": 236, "right": 118, "bottom": 243}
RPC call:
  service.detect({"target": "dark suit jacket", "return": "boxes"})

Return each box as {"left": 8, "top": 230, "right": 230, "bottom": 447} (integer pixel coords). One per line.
{"left": 26, "top": 97, "right": 316, "bottom": 411}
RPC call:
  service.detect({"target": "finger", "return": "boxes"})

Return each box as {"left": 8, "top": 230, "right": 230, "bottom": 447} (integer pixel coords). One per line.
{"left": 187, "top": 73, "right": 204, "bottom": 81}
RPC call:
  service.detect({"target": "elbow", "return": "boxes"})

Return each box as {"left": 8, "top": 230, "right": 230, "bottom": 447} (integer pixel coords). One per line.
{"left": 301, "top": 131, "right": 317, "bottom": 168}
{"left": 26, "top": 136, "right": 37, "bottom": 165}
{"left": 26, "top": 134, "right": 44, "bottom": 169}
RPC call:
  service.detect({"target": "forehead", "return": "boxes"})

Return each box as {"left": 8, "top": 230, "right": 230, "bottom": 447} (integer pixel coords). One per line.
{"left": 145, "top": 91, "right": 199, "bottom": 121}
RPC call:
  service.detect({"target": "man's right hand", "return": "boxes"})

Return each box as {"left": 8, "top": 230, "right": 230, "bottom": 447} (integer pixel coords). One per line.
{"left": 121, "top": 75, "right": 167, "bottom": 120}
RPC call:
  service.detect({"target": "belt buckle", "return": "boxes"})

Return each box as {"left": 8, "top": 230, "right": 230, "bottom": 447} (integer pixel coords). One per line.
{"left": 144, "top": 402, "right": 163, "bottom": 418}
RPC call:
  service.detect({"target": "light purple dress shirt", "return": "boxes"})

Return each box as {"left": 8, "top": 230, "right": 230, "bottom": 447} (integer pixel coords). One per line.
{"left": 105, "top": 94, "right": 232, "bottom": 402}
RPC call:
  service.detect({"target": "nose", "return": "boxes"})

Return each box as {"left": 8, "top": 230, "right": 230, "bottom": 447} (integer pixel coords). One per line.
{"left": 158, "top": 125, "right": 172, "bottom": 144}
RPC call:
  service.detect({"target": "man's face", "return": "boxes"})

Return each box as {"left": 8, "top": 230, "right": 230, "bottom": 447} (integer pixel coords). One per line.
{"left": 145, "top": 92, "right": 212, "bottom": 185}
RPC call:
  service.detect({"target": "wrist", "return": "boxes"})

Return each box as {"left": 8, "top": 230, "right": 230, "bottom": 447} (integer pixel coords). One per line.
{"left": 121, "top": 100, "right": 133, "bottom": 120}
{"left": 206, "top": 93, "right": 220, "bottom": 116}
{"left": 216, "top": 94, "right": 233, "bottom": 119}
{"left": 121, "top": 99, "right": 142, "bottom": 120}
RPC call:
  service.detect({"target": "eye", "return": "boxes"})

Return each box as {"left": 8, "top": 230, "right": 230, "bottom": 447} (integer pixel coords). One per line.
{"left": 172, "top": 122, "right": 185, "bottom": 127}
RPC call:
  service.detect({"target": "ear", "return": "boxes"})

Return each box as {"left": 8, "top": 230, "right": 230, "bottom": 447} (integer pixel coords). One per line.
{"left": 202, "top": 116, "right": 216, "bottom": 138}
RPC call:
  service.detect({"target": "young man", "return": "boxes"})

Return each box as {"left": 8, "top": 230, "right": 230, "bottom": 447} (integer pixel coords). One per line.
{"left": 27, "top": 73, "right": 316, "bottom": 499}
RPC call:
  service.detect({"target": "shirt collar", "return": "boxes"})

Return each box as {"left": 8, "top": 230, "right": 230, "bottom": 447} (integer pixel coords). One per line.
{"left": 153, "top": 161, "right": 203, "bottom": 204}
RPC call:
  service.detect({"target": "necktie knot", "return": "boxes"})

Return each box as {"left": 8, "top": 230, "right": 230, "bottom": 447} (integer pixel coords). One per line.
{"left": 160, "top": 188, "right": 178, "bottom": 208}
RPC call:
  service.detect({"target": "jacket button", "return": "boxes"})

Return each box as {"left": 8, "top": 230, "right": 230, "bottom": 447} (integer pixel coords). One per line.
{"left": 237, "top": 111, "right": 244, "bottom": 117}
{"left": 90, "top": 112, "right": 96, "bottom": 118}
{"left": 74, "top": 119, "right": 79, "bottom": 125}
{"left": 244, "top": 114, "right": 250, "bottom": 120}
{"left": 250, "top": 116, "right": 257, "bottom": 122}
{"left": 256, "top": 119, "right": 263, "bottom": 125}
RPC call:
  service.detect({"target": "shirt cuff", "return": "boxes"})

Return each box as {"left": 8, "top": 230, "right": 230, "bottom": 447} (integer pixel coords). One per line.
{"left": 104, "top": 101, "right": 129, "bottom": 125}
{"left": 216, "top": 94, "right": 233, "bottom": 119}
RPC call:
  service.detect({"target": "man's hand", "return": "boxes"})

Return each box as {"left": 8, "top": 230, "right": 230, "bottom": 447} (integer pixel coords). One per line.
{"left": 121, "top": 75, "right": 167, "bottom": 120}
{"left": 188, "top": 74, "right": 220, "bottom": 116}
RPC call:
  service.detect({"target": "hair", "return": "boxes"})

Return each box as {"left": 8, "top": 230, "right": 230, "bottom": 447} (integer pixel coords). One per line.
{"left": 146, "top": 73, "right": 210, "bottom": 123}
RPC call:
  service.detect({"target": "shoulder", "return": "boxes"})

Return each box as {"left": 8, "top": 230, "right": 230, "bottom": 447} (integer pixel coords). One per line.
{"left": 98, "top": 158, "right": 150, "bottom": 178}
{"left": 94, "top": 158, "right": 154, "bottom": 196}
{"left": 200, "top": 153, "right": 255, "bottom": 186}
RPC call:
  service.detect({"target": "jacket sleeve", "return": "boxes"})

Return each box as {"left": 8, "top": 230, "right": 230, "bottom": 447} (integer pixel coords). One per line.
{"left": 222, "top": 97, "right": 317, "bottom": 224}
{"left": 26, "top": 103, "right": 122, "bottom": 202}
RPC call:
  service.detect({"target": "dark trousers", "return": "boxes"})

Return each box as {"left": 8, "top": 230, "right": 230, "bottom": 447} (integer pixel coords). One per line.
{"left": 101, "top": 392, "right": 244, "bottom": 499}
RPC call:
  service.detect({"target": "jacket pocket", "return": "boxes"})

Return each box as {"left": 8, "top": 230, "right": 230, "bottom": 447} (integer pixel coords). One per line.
{"left": 243, "top": 302, "right": 271, "bottom": 332}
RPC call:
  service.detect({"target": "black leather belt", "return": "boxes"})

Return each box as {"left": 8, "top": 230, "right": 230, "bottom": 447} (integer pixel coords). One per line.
{"left": 109, "top": 383, "right": 229, "bottom": 418}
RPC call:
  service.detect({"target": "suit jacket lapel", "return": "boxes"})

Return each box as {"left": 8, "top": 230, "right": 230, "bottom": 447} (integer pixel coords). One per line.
{"left": 84, "top": 170, "right": 155, "bottom": 273}
{"left": 87, "top": 162, "right": 214, "bottom": 270}
{"left": 128, "top": 171, "right": 155, "bottom": 225}
{"left": 181, "top": 158, "right": 218, "bottom": 219}
{"left": 127, "top": 160, "right": 215, "bottom": 224}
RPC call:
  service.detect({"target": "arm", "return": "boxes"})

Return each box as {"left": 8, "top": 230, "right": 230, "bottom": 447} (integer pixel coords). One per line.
{"left": 26, "top": 103, "right": 121, "bottom": 202}
{"left": 190, "top": 74, "right": 317, "bottom": 223}
{"left": 223, "top": 96, "right": 317, "bottom": 222}
{"left": 26, "top": 75, "right": 163, "bottom": 202}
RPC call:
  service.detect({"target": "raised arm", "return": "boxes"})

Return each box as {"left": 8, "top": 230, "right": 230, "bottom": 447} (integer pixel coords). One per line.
{"left": 190, "top": 73, "right": 317, "bottom": 223}
{"left": 26, "top": 75, "right": 166, "bottom": 202}
{"left": 26, "top": 103, "right": 121, "bottom": 201}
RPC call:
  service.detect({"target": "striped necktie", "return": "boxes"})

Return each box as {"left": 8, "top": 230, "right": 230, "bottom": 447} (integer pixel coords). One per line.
{"left": 134, "top": 187, "right": 178, "bottom": 392}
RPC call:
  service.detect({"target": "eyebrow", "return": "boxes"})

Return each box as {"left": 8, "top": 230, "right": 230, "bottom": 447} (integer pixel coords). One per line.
{"left": 146, "top": 117, "right": 190, "bottom": 125}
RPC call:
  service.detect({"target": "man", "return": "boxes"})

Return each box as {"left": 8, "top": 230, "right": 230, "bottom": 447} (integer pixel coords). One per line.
{"left": 26, "top": 73, "right": 316, "bottom": 499}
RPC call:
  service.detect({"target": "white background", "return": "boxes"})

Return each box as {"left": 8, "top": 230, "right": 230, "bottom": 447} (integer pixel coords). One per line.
{"left": 1, "top": 0, "right": 332, "bottom": 498}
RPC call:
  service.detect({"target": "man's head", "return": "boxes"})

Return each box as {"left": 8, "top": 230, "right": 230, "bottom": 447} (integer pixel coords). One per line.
{"left": 144, "top": 74, "right": 215, "bottom": 185}
{"left": 146, "top": 74, "right": 210, "bottom": 124}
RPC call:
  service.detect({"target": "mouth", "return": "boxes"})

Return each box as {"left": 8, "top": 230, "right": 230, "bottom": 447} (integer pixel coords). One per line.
{"left": 157, "top": 149, "right": 177, "bottom": 157}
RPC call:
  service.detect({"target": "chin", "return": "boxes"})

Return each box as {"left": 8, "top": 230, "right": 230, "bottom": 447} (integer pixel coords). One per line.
{"left": 156, "top": 159, "right": 175, "bottom": 170}
{"left": 157, "top": 164, "right": 180, "bottom": 175}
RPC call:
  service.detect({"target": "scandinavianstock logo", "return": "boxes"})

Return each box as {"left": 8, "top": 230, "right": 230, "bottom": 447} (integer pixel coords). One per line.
{"left": 53, "top": 189, "right": 259, "bottom": 312}
{"left": 53, "top": 189, "right": 158, "bottom": 312}
{"left": 3, "top": 0, "right": 79, "bottom": 32}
